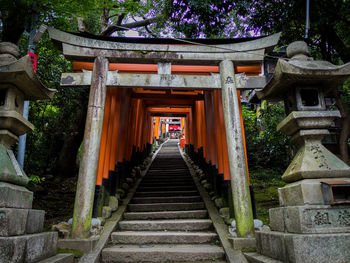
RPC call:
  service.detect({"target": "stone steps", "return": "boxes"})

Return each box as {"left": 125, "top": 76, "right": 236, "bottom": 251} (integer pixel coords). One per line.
{"left": 101, "top": 140, "right": 227, "bottom": 263}
{"left": 102, "top": 244, "right": 225, "bottom": 263}
{"left": 118, "top": 219, "right": 213, "bottom": 231}
{"left": 139, "top": 181, "right": 195, "bottom": 186}
{"left": 37, "top": 253, "right": 74, "bottom": 263}
{"left": 137, "top": 185, "right": 197, "bottom": 191}
{"left": 123, "top": 210, "right": 208, "bottom": 220}
{"left": 130, "top": 196, "right": 202, "bottom": 204}
{"left": 134, "top": 190, "right": 198, "bottom": 197}
{"left": 127, "top": 202, "right": 205, "bottom": 212}
{"left": 111, "top": 231, "right": 218, "bottom": 244}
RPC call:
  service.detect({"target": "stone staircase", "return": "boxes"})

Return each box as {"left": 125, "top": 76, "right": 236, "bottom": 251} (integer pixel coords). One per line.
{"left": 102, "top": 140, "right": 227, "bottom": 263}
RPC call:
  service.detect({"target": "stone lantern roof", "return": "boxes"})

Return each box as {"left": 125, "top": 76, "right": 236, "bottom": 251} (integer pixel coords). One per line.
{"left": 0, "top": 55, "right": 56, "bottom": 100}
{"left": 257, "top": 41, "right": 350, "bottom": 101}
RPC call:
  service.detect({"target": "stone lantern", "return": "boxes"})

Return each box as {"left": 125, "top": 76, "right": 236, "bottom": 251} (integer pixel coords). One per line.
{"left": 0, "top": 43, "right": 72, "bottom": 262}
{"left": 250, "top": 41, "right": 350, "bottom": 263}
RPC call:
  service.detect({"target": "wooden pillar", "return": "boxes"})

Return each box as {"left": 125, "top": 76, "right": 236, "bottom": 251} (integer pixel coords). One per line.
{"left": 154, "top": 117, "right": 160, "bottom": 140}
{"left": 72, "top": 56, "right": 109, "bottom": 238}
{"left": 219, "top": 60, "right": 254, "bottom": 238}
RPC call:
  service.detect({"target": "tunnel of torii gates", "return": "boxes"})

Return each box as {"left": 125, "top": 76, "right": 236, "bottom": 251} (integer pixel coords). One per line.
{"left": 48, "top": 27, "right": 281, "bottom": 239}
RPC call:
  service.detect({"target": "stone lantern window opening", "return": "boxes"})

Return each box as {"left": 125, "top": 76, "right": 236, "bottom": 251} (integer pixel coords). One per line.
{"left": 296, "top": 87, "right": 326, "bottom": 111}
{"left": 0, "top": 88, "right": 7, "bottom": 107}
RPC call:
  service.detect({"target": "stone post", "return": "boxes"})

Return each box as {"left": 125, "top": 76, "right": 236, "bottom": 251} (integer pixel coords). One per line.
{"left": 72, "top": 56, "right": 109, "bottom": 238}
{"left": 219, "top": 60, "right": 254, "bottom": 237}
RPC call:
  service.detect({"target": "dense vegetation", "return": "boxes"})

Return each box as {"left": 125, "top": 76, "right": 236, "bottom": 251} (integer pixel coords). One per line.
{"left": 1, "top": 0, "right": 349, "bottom": 223}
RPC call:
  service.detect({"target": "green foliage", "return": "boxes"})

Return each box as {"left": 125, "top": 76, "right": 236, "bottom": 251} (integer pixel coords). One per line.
{"left": 22, "top": 36, "right": 89, "bottom": 176}
{"left": 28, "top": 175, "right": 45, "bottom": 185}
{"left": 57, "top": 248, "right": 84, "bottom": 258}
{"left": 242, "top": 102, "right": 291, "bottom": 172}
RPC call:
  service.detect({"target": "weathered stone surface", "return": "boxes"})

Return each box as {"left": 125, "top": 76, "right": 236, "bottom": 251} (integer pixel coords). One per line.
{"left": 269, "top": 207, "right": 285, "bottom": 232}
{"left": 285, "top": 233, "right": 350, "bottom": 263}
{"left": 270, "top": 205, "right": 350, "bottom": 234}
{"left": 0, "top": 234, "right": 26, "bottom": 262}
{"left": 111, "top": 231, "right": 217, "bottom": 244}
{"left": 255, "top": 231, "right": 288, "bottom": 262}
{"left": 214, "top": 197, "right": 225, "bottom": 208}
{"left": 0, "top": 42, "right": 19, "bottom": 57}
{"left": 102, "top": 206, "right": 112, "bottom": 219}
{"left": 102, "top": 244, "right": 225, "bottom": 262}
{"left": 281, "top": 140, "right": 350, "bottom": 183}
{"left": 118, "top": 219, "right": 212, "bottom": 231}
{"left": 0, "top": 145, "right": 29, "bottom": 186}
{"left": 0, "top": 54, "right": 17, "bottom": 66}
{"left": 25, "top": 232, "right": 57, "bottom": 263}
{"left": 0, "top": 110, "right": 34, "bottom": 137}
{"left": 0, "top": 208, "right": 28, "bottom": 236}
{"left": 286, "top": 41, "right": 308, "bottom": 58}
{"left": 108, "top": 196, "right": 119, "bottom": 212}
{"left": 0, "top": 130, "right": 18, "bottom": 149}
{"left": 256, "top": 231, "right": 350, "bottom": 263}
{"left": 0, "top": 182, "right": 33, "bottom": 208}
{"left": 277, "top": 111, "right": 339, "bottom": 137}
{"left": 52, "top": 223, "right": 71, "bottom": 239}
{"left": 57, "top": 238, "right": 98, "bottom": 253}
{"left": 26, "top": 209, "right": 45, "bottom": 234}
{"left": 0, "top": 232, "right": 57, "bottom": 263}
{"left": 278, "top": 178, "right": 350, "bottom": 206}
{"left": 244, "top": 252, "right": 283, "bottom": 263}
{"left": 230, "top": 237, "right": 256, "bottom": 249}
{"left": 37, "top": 253, "right": 74, "bottom": 263}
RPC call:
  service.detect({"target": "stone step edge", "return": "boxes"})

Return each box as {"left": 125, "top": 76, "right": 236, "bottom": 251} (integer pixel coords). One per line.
{"left": 244, "top": 252, "right": 283, "bottom": 263}
{"left": 36, "top": 253, "right": 74, "bottom": 263}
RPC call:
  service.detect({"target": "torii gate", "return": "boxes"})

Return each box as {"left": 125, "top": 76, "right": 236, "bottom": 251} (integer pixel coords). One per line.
{"left": 47, "top": 27, "right": 280, "bottom": 239}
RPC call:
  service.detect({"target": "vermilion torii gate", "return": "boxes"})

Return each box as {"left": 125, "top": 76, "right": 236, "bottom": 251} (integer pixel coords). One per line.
{"left": 48, "top": 27, "right": 280, "bottom": 239}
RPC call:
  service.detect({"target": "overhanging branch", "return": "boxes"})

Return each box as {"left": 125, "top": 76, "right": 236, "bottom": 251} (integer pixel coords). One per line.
{"left": 101, "top": 15, "right": 163, "bottom": 36}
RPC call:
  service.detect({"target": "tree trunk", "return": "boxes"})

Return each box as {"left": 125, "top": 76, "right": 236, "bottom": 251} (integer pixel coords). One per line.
{"left": 54, "top": 102, "right": 87, "bottom": 178}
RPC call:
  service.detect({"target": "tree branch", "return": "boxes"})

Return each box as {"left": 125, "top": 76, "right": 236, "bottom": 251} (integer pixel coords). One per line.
{"left": 101, "top": 15, "right": 163, "bottom": 36}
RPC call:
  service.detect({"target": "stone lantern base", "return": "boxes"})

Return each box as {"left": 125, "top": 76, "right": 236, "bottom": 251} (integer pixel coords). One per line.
{"left": 0, "top": 146, "right": 74, "bottom": 262}
{"left": 246, "top": 111, "right": 350, "bottom": 263}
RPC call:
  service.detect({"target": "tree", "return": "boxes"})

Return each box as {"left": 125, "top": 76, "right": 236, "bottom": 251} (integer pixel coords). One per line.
{"left": 233, "top": 0, "right": 350, "bottom": 164}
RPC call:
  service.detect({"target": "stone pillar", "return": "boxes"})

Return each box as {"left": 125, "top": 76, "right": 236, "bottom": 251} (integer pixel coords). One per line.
{"left": 72, "top": 56, "right": 109, "bottom": 238}
{"left": 219, "top": 60, "right": 254, "bottom": 237}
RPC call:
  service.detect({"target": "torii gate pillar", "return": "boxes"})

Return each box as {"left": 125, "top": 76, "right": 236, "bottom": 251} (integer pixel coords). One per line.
{"left": 220, "top": 60, "right": 254, "bottom": 237}
{"left": 71, "top": 56, "right": 109, "bottom": 238}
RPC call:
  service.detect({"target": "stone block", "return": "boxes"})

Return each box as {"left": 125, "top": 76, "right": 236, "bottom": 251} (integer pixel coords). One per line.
{"left": 0, "top": 208, "right": 28, "bottom": 236}
{"left": 0, "top": 182, "right": 33, "bottom": 209}
{"left": 57, "top": 238, "right": 99, "bottom": 253}
{"left": 256, "top": 231, "right": 350, "bottom": 263}
{"left": 102, "top": 206, "right": 112, "bottom": 219}
{"left": 0, "top": 145, "right": 29, "bottom": 186}
{"left": 278, "top": 178, "right": 350, "bottom": 206}
{"left": 230, "top": 237, "right": 256, "bottom": 250}
{"left": 255, "top": 231, "right": 287, "bottom": 262}
{"left": 269, "top": 208, "right": 285, "bottom": 232}
{"left": 0, "top": 234, "right": 26, "bottom": 262}
{"left": 0, "top": 232, "right": 57, "bottom": 263}
{"left": 25, "top": 232, "right": 58, "bottom": 263}
{"left": 270, "top": 205, "right": 350, "bottom": 234}
{"left": 108, "top": 196, "right": 119, "bottom": 212}
{"left": 26, "top": 209, "right": 45, "bottom": 234}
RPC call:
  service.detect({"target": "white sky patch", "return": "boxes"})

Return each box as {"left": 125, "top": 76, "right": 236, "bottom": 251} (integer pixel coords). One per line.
{"left": 125, "top": 30, "right": 141, "bottom": 37}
